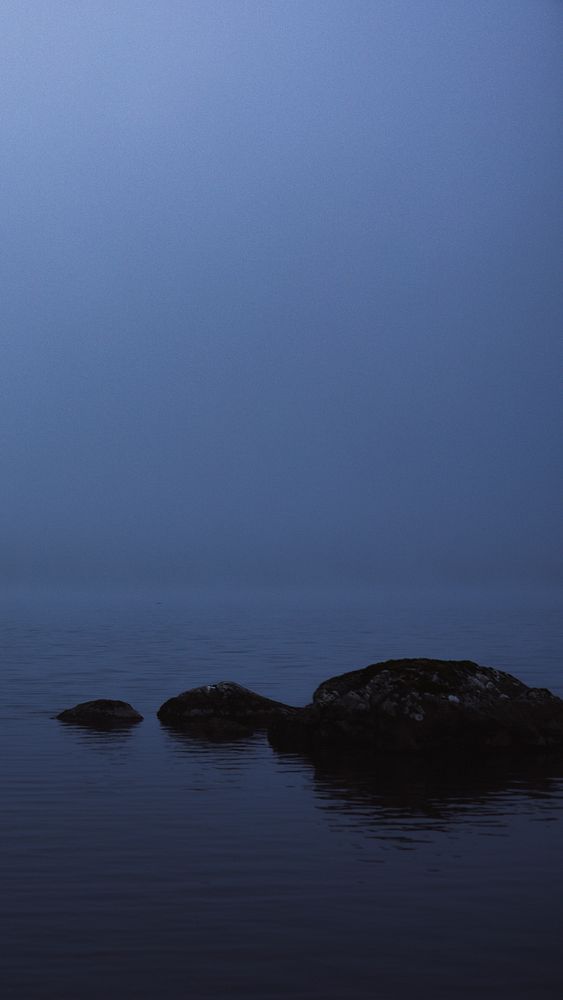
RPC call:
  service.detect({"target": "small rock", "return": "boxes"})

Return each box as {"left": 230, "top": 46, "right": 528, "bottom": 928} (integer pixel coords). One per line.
{"left": 157, "top": 681, "right": 299, "bottom": 733}
{"left": 56, "top": 699, "right": 143, "bottom": 727}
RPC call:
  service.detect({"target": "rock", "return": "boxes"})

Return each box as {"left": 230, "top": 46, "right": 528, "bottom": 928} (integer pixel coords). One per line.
{"left": 56, "top": 699, "right": 143, "bottom": 727}
{"left": 157, "top": 681, "right": 299, "bottom": 733}
{"left": 268, "top": 659, "right": 563, "bottom": 755}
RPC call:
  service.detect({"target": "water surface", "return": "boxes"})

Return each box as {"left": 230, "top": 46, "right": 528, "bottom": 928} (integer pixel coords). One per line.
{"left": 2, "top": 587, "right": 562, "bottom": 999}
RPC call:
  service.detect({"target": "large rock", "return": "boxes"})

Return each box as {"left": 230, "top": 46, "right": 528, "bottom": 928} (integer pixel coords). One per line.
{"left": 268, "top": 659, "right": 563, "bottom": 755}
{"left": 56, "top": 699, "right": 143, "bottom": 727}
{"left": 157, "top": 681, "right": 299, "bottom": 734}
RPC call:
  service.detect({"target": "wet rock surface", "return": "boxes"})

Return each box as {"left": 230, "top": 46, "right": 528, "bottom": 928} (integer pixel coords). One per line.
{"left": 157, "top": 681, "right": 300, "bottom": 733}
{"left": 56, "top": 699, "right": 143, "bottom": 727}
{"left": 268, "top": 658, "right": 563, "bottom": 754}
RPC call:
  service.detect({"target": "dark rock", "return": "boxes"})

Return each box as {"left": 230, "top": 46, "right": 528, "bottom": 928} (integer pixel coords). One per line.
{"left": 56, "top": 699, "right": 143, "bottom": 728}
{"left": 268, "top": 659, "right": 563, "bottom": 755}
{"left": 157, "top": 681, "right": 299, "bottom": 733}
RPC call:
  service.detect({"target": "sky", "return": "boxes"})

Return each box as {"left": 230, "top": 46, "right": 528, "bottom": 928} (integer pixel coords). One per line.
{"left": 1, "top": 0, "right": 562, "bottom": 590}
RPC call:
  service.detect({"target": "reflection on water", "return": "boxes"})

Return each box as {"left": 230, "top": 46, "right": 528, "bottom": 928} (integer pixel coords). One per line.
{"left": 274, "top": 744, "right": 563, "bottom": 844}
{"left": 160, "top": 721, "right": 262, "bottom": 755}
{"left": 54, "top": 721, "right": 138, "bottom": 752}
{"left": 3, "top": 727, "right": 563, "bottom": 1000}
{"left": 161, "top": 715, "right": 563, "bottom": 848}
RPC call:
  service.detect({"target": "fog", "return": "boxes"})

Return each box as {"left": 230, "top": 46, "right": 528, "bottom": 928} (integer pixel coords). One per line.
{"left": 2, "top": 1, "right": 561, "bottom": 591}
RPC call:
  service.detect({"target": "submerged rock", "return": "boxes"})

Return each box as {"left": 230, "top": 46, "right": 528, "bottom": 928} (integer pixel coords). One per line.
{"left": 268, "top": 659, "right": 563, "bottom": 755}
{"left": 56, "top": 699, "right": 143, "bottom": 727}
{"left": 157, "top": 681, "right": 299, "bottom": 733}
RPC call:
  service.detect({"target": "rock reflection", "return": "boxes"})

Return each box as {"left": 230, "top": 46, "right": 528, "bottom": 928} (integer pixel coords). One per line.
{"left": 272, "top": 745, "right": 563, "bottom": 843}
{"left": 56, "top": 722, "right": 136, "bottom": 753}
{"left": 159, "top": 720, "right": 262, "bottom": 756}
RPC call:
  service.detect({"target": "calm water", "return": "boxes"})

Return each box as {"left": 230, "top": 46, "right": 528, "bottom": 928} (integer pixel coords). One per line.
{"left": 2, "top": 586, "right": 563, "bottom": 1000}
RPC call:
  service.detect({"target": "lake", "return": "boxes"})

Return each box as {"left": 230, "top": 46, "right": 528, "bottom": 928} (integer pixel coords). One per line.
{"left": 2, "top": 586, "right": 562, "bottom": 999}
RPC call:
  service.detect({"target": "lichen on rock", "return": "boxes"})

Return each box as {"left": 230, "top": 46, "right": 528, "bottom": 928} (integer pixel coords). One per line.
{"left": 268, "top": 659, "right": 563, "bottom": 755}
